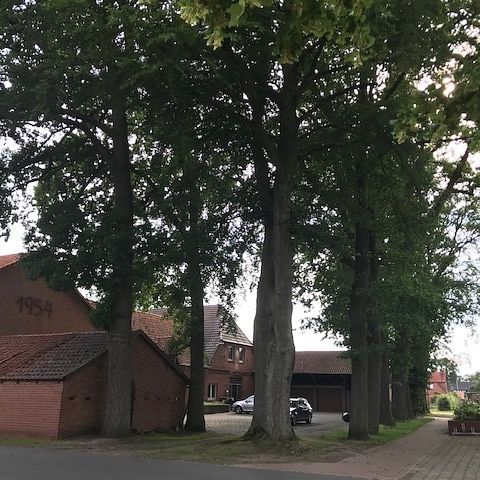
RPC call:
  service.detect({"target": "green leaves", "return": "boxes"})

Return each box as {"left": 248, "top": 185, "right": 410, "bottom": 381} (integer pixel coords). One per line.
{"left": 227, "top": 0, "right": 246, "bottom": 27}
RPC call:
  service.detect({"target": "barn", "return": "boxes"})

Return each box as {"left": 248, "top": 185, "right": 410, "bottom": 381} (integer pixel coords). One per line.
{"left": 291, "top": 351, "right": 351, "bottom": 412}
{"left": 0, "top": 254, "right": 187, "bottom": 438}
{"left": 0, "top": 331, "right": 187, "bottom": 438}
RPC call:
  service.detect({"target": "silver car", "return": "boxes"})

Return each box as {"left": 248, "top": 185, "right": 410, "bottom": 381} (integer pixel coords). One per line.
{"left": 231, "top": 394, "right": 254, "bottom": 414}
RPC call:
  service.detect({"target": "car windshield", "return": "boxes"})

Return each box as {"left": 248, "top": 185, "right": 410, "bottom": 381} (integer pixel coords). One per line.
{"left": 290, "top": 400, "right": 298, "bottom": 408}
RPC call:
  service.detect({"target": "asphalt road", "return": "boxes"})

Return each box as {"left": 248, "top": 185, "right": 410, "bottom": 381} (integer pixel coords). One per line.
{"left": 0, "top": 446, "right": 355, "bottom": 480}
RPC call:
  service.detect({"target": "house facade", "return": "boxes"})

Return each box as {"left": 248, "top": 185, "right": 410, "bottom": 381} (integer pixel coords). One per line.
{"left": 427, "top": 370, "right": 448, "bottom": 403}
{"left": 153, "top": 305, "right": 255, "bottom": 402}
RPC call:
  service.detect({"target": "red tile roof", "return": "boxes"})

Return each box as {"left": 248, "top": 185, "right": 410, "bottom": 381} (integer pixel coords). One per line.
{"left": 294, "top": 351, "right": 351, "bottom": 375}
{"left": 131, "top": 311, "right": 174, "bottom": 351}
{"left": 0, "top": 253, "right": 21, "bottom": 270}
{"left": 0, "top": 332, "right": 107, "bottom": 380}
{"left": 152, "top": 305, "right": 252, "bottom": 365}
{"left": 0, "top": 331, "right": 188, "bottom": 382}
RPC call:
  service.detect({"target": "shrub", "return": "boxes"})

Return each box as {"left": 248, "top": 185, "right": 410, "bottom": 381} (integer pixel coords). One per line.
{"left": 454, "top": 402, "right": 480, "bottom": 421}
{"left": 437, "top": 393, "right": 459, "bottom": 411}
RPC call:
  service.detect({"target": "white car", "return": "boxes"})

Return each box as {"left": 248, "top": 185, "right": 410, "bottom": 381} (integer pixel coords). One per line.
{"left": 231, "top": 395, "right": 254, "bottom": 414}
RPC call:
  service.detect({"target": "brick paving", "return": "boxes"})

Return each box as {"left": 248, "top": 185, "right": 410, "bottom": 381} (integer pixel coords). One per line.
{"left": 240, "top": 418, "right": 480, "bottom": 479}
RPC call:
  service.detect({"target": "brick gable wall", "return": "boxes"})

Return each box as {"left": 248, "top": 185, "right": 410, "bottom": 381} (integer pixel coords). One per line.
{"left": 59, "top": 354, "right": 107, "bottom": 438}
{"left": 0, "top": 264, "right": 94, "bottom": 335}
{"left": 0, "top": 382, "right": 64, "bottom": 438}
{"left": 131, "top": 335, "right": 186, "bottom": 432}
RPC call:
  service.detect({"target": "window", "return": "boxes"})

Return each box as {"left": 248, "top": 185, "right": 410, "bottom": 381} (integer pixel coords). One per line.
{"left": 207, "top": 384, "right": 217, "bottom": 400}
{"left": 227, "top": 345, "right": 234, "bottom": 362}
{"left": 238, "top": 347, "right": 245, "bottom": 363}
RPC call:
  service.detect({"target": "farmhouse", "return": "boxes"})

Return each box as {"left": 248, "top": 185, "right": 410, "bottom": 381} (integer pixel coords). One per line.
{"left": 153, "top": 305, "right": 255, "bottom": 403}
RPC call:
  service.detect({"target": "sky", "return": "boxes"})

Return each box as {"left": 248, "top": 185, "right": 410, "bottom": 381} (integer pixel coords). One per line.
{"left": 1, "top": 222, "right": 479, "bottom": 377}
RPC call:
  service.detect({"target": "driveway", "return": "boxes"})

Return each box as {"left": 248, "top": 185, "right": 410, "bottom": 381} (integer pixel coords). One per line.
{"left": 205, "top": 412, "right": 347, "bottom": 437}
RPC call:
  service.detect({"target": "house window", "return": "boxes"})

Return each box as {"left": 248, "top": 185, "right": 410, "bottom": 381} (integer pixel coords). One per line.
{"left": 207, "top": 384, "right": 217, "bottom": 400}
{"left": 227, "top": 345, "right": 234, "bottom": 362}
{"left": 238, "top": 347, "right": 245, "bottom": 363}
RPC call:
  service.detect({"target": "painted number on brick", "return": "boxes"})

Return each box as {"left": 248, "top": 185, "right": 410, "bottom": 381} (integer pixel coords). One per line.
{"left": 15, "top": 296, "right": 53, "bottom": 318}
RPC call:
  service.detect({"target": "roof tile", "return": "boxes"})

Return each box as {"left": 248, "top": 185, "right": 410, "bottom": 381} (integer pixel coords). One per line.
{"left": 0, "top": 253, "right": 21, "bottom": 270}
{"left": 294, "top": 351, "right": 351, "bottom": 375}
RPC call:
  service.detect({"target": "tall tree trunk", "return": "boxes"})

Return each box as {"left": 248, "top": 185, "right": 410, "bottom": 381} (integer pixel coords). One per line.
{"left": 102, "top": 98, "right": 134, "bottom": 437}
{"left": 245, "top": 67, "right": 297, "bottom": 442}
{"left": 392, "top": 372, "right": 409, "bottom": 421}
{"left": 184, "top": 177, "right": 206, "bottom": 432}
{"left": 367, "top": 232, "right": 381, "bottom": 434}
{"left": 367, "top": 324, "right": 382, "bottom": 434}
{"left": 348, "top": 222, "right": 370, "bottom": 440}
{"left": 406, "top": 379, "right": 414, "bottom": 418}
{"left": 379, "top": 342, "right": 395, "bottom": 426}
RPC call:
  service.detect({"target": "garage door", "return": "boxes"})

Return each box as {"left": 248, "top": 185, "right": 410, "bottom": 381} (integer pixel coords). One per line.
{"left": 316, "top": 387, "right": 343, "bottom": 412}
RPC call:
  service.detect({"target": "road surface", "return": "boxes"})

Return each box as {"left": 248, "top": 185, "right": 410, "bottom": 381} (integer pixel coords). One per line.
{"left": 0, "top": 446, "right": 355, "bottom": 480}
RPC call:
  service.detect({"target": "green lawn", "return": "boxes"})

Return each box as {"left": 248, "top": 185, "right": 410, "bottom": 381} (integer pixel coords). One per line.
{"left": 324, "top": 417, "right": 433, "bottom": 446}
{"left": 429, "top": 405, "right": 454, "bottom": 418}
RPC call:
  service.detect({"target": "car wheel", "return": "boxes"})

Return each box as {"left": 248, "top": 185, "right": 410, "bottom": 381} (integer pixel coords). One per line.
{"left": 291, "top": 415, "right": 296, "bottom": 426}
{"left": 235, "top": 406, "right": 243, "bottom": 414}
{"left": 306, "top": 414, "right": 312, "bottom": 424}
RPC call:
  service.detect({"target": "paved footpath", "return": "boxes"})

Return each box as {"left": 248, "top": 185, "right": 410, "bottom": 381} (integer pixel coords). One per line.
{"left": 241, "top": 419, "right": 480, "bottom": 480}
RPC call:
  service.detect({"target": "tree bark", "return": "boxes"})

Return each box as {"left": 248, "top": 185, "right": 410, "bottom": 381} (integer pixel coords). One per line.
{"left": 367, "top": 232, "right": 381, "bottom": 434}
{"left": 245, "top": 66, "right": 297, "bottom": 442}
{"left": 102, "top": 98, "right": 134, "bottom": 437}
{"left": 348, "top": 222, "right": 370, "bottom": 440}
{"left": 379, "top": 345, "right": 395, "bottom": 426}
{"left": 184, "top": 175, "right": 206, "bottom": 433}
{"left": 392, "top": 372, "right": 409, "bottom": 421}
{"left": 367, "top": 323, "right": 382, "bottom": 434}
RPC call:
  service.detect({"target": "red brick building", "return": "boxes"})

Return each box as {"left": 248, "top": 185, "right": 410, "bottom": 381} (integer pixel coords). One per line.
{"left": 0, "top": 331, "right": 187, "bottom": 438}
{"left": 0, "top": 254, "right": 187, "bottom": 437}
{"left": 427, "top": 370, "right": 448, "bottom": 403}
{"left": 154, "top": 305, "right": 255, "bottom": 402}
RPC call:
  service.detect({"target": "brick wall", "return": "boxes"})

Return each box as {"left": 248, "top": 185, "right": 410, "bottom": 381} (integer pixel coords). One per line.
{"left": 59, "top": 354, "right": 107, "bottom": 438}
{"left": 204, "top": 343, "right": 255, "bottom": 401}
{"left": 132, "top": 336, "right": 186, "bottom": 432}
{"left": 209, "top": 343, "right": 254, "bottom": 374}
{"left": 0, "top": 381, "right": 63, "bottom": 438}
{"left": 0, "top": 264, "right": 94, "bottom": 335}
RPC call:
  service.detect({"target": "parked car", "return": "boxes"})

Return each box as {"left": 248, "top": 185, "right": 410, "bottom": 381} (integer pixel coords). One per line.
{"left": 232, "top": 395, "right": 254, "bottom": 414}
{"left": 290, "top": 397, "right": 313, "bottom": 425}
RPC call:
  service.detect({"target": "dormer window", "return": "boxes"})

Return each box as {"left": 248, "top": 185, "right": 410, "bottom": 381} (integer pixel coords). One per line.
{"left": 239, "top": 347, "right": 245, "bottom": 363}
{"left": 227, "top": 345, "right": 234, "bottom": 362}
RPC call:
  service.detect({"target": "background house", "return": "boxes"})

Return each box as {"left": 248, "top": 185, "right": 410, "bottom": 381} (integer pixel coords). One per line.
{"left": 153, "top": 305, "right": 255, "bottom": 402}
{"left": 451, "top": 380, "right": 473, "bottom": 400}
{"left": 427, "top": 370, "right": 448, "bottom": 403}
{"left": 291, "top": 351, "right": 351, "bottom": 412}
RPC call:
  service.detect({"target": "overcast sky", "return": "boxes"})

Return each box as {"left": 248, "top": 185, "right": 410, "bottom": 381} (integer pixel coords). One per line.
{"left": 2, "top": 223, "right": 479, "bottom": 376}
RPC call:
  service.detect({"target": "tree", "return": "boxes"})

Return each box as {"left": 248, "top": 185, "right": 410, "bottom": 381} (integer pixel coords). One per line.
{"left": 183, "top": 0, "right": 379, "bottom": 442}
{"left": 0, "top": 0, "right": 172, "bottom": 436}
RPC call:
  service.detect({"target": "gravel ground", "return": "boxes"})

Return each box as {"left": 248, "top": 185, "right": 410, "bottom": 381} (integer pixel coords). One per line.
{"left": 205, "top": 412, "right": 347, "bottom": 437}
